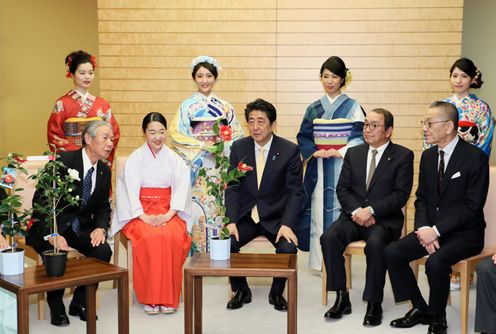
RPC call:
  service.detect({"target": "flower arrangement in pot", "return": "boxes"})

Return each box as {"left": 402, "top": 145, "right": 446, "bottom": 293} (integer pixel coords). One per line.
{"left": 198, "top": 121, "right": 252, "bottom": 260}
{"left": 0, "top": 153, "right": 32, "bottom": 275}
{"left": 30, "top": 148, "right": 80, "bottom": 276}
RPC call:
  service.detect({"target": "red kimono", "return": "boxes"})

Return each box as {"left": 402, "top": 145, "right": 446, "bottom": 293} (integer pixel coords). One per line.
{"left": 47, "top": 90, "right": 120, "bottom": 166}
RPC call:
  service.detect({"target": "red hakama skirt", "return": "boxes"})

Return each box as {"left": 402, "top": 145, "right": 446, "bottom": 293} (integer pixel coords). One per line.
{"left": 122, "top": 187, "right": 191, "bottom": 307}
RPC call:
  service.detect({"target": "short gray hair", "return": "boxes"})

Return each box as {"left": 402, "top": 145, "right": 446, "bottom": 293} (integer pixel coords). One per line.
{"left": 82, "top": 120, "right": 113, "bottom": 146}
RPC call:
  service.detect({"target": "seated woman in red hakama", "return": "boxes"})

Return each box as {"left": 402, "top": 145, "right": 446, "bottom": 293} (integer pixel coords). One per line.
{"left": 111, "top": 112, "right": 192, "bottom": 315}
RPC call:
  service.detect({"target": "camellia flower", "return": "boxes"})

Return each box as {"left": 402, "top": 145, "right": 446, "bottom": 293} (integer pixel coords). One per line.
{"left": 67, "top": 168, "right": 81, "bottom": 181}
{"left": 48, "top": 155, "right": 56, "bottom": 161}
{"left": 237, "top": 162, "right": 253, "bottom": 171}
{"left": 219, "top": 125, "right": 233, "bottom": 142}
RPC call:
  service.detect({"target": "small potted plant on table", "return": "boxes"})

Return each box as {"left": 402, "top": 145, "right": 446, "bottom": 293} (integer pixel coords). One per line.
{"left": 198, "top": 121, "right": 252, "bottom": 260}
{"left": 30, "top": 149, "right": 80, "bottom": 276}
{"left": 0, "top": 153, "right": 31, "bottom": 275}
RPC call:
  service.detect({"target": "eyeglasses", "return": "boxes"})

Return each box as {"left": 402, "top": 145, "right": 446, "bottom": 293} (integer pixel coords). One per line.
{"left": 421, "top": 120, "right": 449, "bottom": 128}
{"left": 364, "top": 122, "right": 385, "bottom": 130}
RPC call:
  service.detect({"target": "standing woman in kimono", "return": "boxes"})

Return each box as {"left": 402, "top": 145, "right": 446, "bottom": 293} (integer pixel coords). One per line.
{"left": 297, "top": 56, "right": 365, "bottom": 270}
{"left": 111, "top": 112, "right": 192, "bottom": 315}
{"left": 444, "top": 58, "right": 494, "bottom": 156}
{"left": 47, "top": 50, "right": 120, "bottom": 166}
{"left": 169, "top": 56, "right": 243, "bottom": 252}
{"left": 443, "top": 58, "right": 494, "bottom": 291}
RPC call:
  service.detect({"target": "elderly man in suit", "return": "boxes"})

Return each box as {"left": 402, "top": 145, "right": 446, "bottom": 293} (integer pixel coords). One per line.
{"left": 225, "top": 98, "right": 303, "bottom": 311}
{"left": 28, "top": 120, "right": 114, "bottom": 327}
{"left": 386, "top": 101, "right": 489, "bottom": 334}
{"left": 320, "top": 108, "right": 414, "bottom": 326}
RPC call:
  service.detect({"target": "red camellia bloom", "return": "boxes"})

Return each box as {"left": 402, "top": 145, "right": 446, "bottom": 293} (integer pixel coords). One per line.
{"left": 48, "top": 155, "right": 56, "bottom": 161}
{"left": 237, "top": 162, "right": 254, "bottom": 171}
{"left": 4, "top": 174, "right": 13, "bottom": 183}
{"left": 219, "top": 125, "right": 233, "bottom": 142}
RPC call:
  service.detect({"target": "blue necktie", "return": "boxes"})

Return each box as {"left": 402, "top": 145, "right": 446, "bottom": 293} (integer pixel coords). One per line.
{"left": 72, "top": 166, "right": 94, "bottom": 237}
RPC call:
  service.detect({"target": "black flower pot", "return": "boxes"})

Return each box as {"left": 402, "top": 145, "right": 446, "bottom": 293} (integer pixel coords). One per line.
{"left": 42, "top": 250, "right": 68, "bottom": 277}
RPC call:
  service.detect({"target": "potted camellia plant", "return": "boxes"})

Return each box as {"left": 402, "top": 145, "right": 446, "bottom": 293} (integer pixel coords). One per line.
{"left": 0, "top": 153, "right": 31, "bottom": 275}
{"left": 30, "top": 148, "right": 80, "bottom": 276}
{"left": 198, "top": 121, "right": 252, "bottom": 260}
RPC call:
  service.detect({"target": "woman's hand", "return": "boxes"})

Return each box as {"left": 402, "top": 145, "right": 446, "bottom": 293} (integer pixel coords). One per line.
{"left": 313, "top": 149, "right": 342, "bottom": 159}
{"left": 156, "top": 210, "right": 178, "bottom": 226}
{"left": 140, "top": 214, "right": 160, "bottom": 226}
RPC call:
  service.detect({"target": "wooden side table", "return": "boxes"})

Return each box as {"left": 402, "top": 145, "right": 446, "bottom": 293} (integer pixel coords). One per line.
{"left": 184, "top": 253, "right": 297, "bottom": 334}
{"left": 0, "top": 257, "right": 129, "bottom": 334}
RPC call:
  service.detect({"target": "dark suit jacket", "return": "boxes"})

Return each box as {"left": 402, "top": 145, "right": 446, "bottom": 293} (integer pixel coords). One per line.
{"left": 225, "top": 134, "right": 303, "bottom": 234}
{"left": 27, "top": 149, "right": 111, "bottom": 248}
{"left": 414, "top": 138, "right": 489, "bottom": 239}
{"left": 336, "top": 142, "right": 414, "bottom": 239}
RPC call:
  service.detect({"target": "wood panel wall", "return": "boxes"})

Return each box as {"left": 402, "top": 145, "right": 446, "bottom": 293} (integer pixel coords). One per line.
{"left": 97, "top": 0, "right": 464, "bottom": 229}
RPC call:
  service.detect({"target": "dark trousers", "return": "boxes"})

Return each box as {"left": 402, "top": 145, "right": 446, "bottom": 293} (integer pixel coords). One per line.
{"left": 229, "top": 216, "right": 297, "bottom": 296}
{"left": 320, "top": 218, "right": 394, "bottom": 303}
{"left": 34, "top": 228, "right": 112, "bottom": 315}
{"left": 475, "top": 257, "right": 496, "bottom": 333}
{"left": 385, "top": 232, "right": 482, "bottom": 318}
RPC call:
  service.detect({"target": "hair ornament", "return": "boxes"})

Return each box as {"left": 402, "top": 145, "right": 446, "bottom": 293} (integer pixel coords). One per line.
{"left": 344, "top": 68, "right": 353, "bottom": 87}
{"left": 191, "top": 55, "right": 221, "bottom": 71}
{"left": 65, "top": 57, "right": 73, "bottom": 78}
{"left": 475, "top": 67, "right": 481, "bottom": 78}
{"left": 90, "top": 55, "right": 97, "bottom": 69}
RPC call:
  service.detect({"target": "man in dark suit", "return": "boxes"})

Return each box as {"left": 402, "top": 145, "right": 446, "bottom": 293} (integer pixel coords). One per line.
{"left": 225, "top": 98, "right": 303, "bottom": 311}
{"left": 386, "top": 101, "right": 489, "bottom": 334}
{"left": 320, "top": 108, "right": 414, "bottom": 326}
{"left": 27, "top": 120, "right": 114, "bottom": 327}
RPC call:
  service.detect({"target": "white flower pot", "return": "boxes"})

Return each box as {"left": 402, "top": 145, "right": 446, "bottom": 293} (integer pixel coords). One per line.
{"left": 0, "top": 248, "right": 25, "bottom": 275}
{"left": 209, "top": 237, "right": 231, "bottom": 260}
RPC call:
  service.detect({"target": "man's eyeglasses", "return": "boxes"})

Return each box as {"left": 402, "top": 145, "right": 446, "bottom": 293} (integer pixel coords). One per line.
{"left": 421, "top": 120, "right": 449, "bottom": 128}
{"left": 364, "top": 122, "right": 385, "bottom": 131}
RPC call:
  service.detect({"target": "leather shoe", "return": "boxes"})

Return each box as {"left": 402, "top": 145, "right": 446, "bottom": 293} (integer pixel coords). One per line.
{"left": 363, "top": 302, "right": 382, "bottom": 326}
{"left": 324, "top": 290, "right": 351, "bottom": 319}
{"left": 69, "top": 302, "right": 98, "bottom": 321}
{"left": 269, "top": 293, "right": 288, "bottom": 311}
{"left": 427, "top": 317, "right": 447, "bottom": 334}
{"left": 390, "top": 308, "right": 431, "bottom": 328}
{"left": 226, "top": 289, "right": 252, "bottom": 309}
{"left": 50, "top": 312, "right": 70, "bottom": 327}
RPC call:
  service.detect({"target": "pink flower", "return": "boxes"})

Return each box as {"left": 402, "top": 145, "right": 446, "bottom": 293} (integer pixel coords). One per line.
{"left": 219, "top": 125, "right": 232, "bottom": 142}
{"left": 237, "top": 162, "right": 253, "bottom": 171}
{"left": 48, "top": 155, "right": 55, "bottom": 161}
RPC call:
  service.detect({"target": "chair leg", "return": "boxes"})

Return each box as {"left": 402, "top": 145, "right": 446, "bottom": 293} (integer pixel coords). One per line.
{"left": 112, "top": 234, "right": 120, "bottom": 289}
{"left": 322, "top": 260, "right": 328, "bottom": 306}
{"left": 36, "top": 255, "right": 45, "bottom": 320}
{"left": 459, "top": 263, "right": 470, "bottom": 334}
{"left": 127, "top": 239, "right": 134, "bottom": 305}
{"left": 345, "top": 254, "right": 352, "bottom": 290}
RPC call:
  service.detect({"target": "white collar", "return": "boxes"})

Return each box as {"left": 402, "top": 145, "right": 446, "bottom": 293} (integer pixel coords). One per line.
{"left": 254, "top": 134, "right": 274, "bottom": 152}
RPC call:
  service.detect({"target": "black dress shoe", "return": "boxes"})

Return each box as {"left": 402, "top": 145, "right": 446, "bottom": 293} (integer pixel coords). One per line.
{"left": 226, "top": 289, "right": 252, "bottom": 309}
{"left": 427, "top": 317, "right": 447, "bottom": 334}
{"left": 390, "top": 308, "right": 431, "bottom": 328}
{"left": 363, "top": 302, "right": 382, "bottom": 327}
{"left": 69, "top": 303, "right": 98, "bottom": 321}
{"left": 324, "top": 290, "right": 351, "bottom": 319}
{"left": 269, "top": 293, "right": 288, "bottom": 311}
{"left": 50, "top": 312, "right": 70, "bottom": 327}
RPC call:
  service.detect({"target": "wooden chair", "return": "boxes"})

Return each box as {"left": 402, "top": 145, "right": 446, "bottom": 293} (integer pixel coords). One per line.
{"left": 15, "top": 157, "right": 95, "bottom": 320}
{"left": 322, "top": 208, "right": 408, "bottom": 305}
{"left": 412, "top": 166, "right": 496, "bottom": 334}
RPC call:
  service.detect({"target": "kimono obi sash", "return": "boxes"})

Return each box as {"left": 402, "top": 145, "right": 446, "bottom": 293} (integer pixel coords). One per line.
{"left": 139, "top": 187, "right": 172, "bottom": 215}
{"left": 313, "top": 118, "right": 353, "bottom": 150}
{"left": 63, "top": 116, "right": 102, "bottom": 148}
{"left": 190, "top": 117, "right": 227, "bottom": 143}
